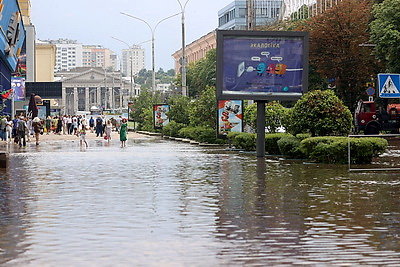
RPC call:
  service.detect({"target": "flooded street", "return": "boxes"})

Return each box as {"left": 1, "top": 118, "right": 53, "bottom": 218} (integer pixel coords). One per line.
{"left": 0, "top": 136, "right": 400, "bottom": 266}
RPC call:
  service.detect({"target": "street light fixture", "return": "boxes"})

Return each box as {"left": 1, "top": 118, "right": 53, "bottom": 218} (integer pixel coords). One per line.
{"left": 120, "top": 12, "right": 181, "bottom": 92}
{"left": 176, "top": 0, "right": 192, "bottom": 97}
{"left": 111, "top": 36, "right": 134, "bottom": 99}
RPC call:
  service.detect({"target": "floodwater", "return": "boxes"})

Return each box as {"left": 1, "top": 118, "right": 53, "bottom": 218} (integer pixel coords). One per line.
{"left": 0, "top": 137, "right": 399, "bottom": 266}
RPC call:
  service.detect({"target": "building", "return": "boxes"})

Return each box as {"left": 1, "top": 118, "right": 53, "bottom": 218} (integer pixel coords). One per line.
{"left": 39, "top": 39, "right": 83, "bottom": 72}
{"left": 121, "top": 45, "right": 145, "bottom": 77}
{"left": 0, "top": 0, "right": 26, "bottom": 116}
{"left": 218, "top": 0, "right": 284, "bottom": 30}
{"left": 35, "top": 40, "right": 56, "bottom": 82}
{"left": 82, "top": 45, "right": 117, "bottom": 71}
{"left": 55, "top": 68, "right": 137, "bottom": 115}
{"left": 172, "top": 31, "right": 216, "bottom": 79}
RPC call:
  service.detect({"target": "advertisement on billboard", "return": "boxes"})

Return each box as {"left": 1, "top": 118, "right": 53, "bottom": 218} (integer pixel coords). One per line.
{"left": 11, "top": 76, "right": 25, "bottom": 101}
{"left": 153, "top": 104, "right": 169, "bottom": 129}
{"left": 217, "top": 30, "right": 309, "bottom": 101}
{"left": 217, "top": 100, "right": 243, "bottom": 138}
{"left": 0, "top": 0, "right": 26, "bottom": 72}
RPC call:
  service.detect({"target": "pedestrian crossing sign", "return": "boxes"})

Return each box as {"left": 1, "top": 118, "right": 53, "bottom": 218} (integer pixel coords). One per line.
{"left": 378, "top": 73, "right": 400, "bottom": 98}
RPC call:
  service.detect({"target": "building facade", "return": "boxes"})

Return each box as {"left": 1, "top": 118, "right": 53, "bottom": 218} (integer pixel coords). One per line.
{"left": 218, "top": 0, "right": 284, "bottom": 30}
{"left": 121, "top": 45, "right": 145, "bottom": 77}
{"left": 56, "top": 68, "right": 137, "bottom": 115}
{"left": 172, "top": 31, "right": 216, "bottom": 78}
{"left": 35, "top": 40, "right": 56, "bottom": 82}
{"left": 82, "top": 45, "right": 117, "bottom": 71}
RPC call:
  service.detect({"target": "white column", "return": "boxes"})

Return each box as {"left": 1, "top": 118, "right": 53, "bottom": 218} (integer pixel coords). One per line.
{"left": 85, "top": 87, "right": 90, "bottom": 112}
{"left": 73, "top": 87, "right": 78, "bottom": 114}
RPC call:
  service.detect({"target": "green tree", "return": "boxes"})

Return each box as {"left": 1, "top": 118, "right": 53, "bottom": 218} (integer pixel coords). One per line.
{"left": 244, "top": 101, "right": 288, "bottom": 133}
{"left": 129, "top": 88, "right": 162, "bottom": 130}
{"left": 296, "top": 0, "right": 376, "bottom": 109}
{"left": 186, "top": 49, "right": 216, "bottom": 97}
{"left": 370, "top": 0, "right": 400, "bottom": 73}
{"left": 189, "top": 86, "right": 216, "bottom": 129}
{"left": 286, "top": 90, "right": 352, "bottom": 136}
{"left": 166, "top": 94, "right": 190, "bottom": 125}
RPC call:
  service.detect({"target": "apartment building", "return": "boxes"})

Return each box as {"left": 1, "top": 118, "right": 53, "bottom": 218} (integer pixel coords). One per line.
{"left": 121, "top": 45, "right": 145, "bottom": 77}
{"left": 82, "top": 45, "right": 117, "bottom": 71}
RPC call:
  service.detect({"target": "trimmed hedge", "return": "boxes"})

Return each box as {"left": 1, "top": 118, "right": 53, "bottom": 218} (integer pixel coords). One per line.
{"left": 228, "top": 132, "right": 388, "bottom": 164}
{"left": 178, "top": 126, "right": 225, "bottom": 144}
{"left": 162, "top": 121, "right": 187, "bottom": 137}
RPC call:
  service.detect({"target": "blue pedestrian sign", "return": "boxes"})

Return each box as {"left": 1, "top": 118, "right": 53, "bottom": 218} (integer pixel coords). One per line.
{"left": 378, "top": 73, "right": 400, "bottom": 98}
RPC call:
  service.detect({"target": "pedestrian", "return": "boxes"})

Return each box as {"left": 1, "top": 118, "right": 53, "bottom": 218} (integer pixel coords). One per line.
{"left": 89, "top": 116, "right": 95, "bottom": 133}
{"left": 45, "top": 116, "right": 52, "bottom": 134}
{"left": 116, "top": 115, "right": 122, "bottom": 133}
{"left": 0, "top": 117, "right": 7, "bottom": 141}
{"left": 17, "top": 116, "right": 27, "bottom": 147}
{"left": 105, "top": 119, "right": 112, "bottom": 142}
{"left": 12, "top": 116, "right": 19, "bottom": 138}
{"left": 79, "top": 125, "right": 88, "bottom": 148}
{"left": 95, "top": 116, "right": 103, "bottom": 137}
{"left": 57, "top": 116, "right": 63, "bottom": 134}
{"left": 120, "top": 118, "right": 127, "bottom": 148}
{"left": 5, "top": 117, "right": 12, "bottom": 143}
{"left": 32, "top": 117, "right": 42, "bottom": 145}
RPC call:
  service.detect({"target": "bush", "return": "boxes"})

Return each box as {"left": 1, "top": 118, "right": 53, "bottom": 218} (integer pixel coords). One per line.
{"left": 178, "top": 126, "right": 224, "bottom": 144}
{"left": 230, "top": 132, "right": 256, "bottom": 151}
{"left": 301, "top": 136, "right": 388, "bottom": 164}
{"left": 265, "top": 133, "right": 292, "bottom": 155}
{"left": 278, "top": 136, "right": 306, "bottom": 159}
{"left": 162, "top": 121, "right": 186, "bottom": 137}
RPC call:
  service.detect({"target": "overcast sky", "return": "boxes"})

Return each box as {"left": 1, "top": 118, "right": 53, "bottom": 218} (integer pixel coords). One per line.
{"left": 30, "top": 0, "right": 233, "bottom": 71}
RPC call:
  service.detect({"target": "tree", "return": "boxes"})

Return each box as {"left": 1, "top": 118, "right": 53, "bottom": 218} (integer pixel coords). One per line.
{"left": 286, "top": 90, "right": 352, "bottom": 136}
{"left": 244, "top": 101, "right": 288, "bottom": 133}
{"left": 186, "top": 49, "right": 216, "bottom": 97}
{"left": 370, "top": 0, "right": 400, "bottom": 73}
{"left": 166, "top": 94, "right": 190, "bottom": 125}
{"left": 296, "top": 0, "right": 376, "bottom": 109}
{"left": 129, "top": 88, "right": 162, "bottom": 130}
{"left": 188, "top": 86, "right": 216, "bottom": 129}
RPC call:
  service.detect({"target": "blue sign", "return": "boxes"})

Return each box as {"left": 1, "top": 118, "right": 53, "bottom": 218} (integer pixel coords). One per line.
{"left": 378, "top": 74, "right": 400, "bottom": 98}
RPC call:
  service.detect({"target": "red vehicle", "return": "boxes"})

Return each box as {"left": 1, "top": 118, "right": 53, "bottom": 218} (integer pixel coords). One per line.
{"left": 354, "top": 100, "right": 400, "bottom": 134}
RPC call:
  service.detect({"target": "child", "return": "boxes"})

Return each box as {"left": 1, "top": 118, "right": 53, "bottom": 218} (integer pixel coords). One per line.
{"left": 105, "top": 120, "right": 112, "bottom": 142}
{"left": 79, "top": 125, "right": 88, "bottom": 148}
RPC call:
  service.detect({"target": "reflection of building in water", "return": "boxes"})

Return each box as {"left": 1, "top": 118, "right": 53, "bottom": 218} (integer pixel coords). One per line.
{"left": 56, "top": 68, "right": 138, "bottom": 115}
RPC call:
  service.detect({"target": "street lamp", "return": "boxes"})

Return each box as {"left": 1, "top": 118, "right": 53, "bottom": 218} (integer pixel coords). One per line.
{"left": 176, "top": 0, "right": 192, "bottom": 97}
{"left": 120, "top": 12, "right": 180, "bottom": 92}
{"left": 111, "top": 36, "right": 134, "bottom": 99}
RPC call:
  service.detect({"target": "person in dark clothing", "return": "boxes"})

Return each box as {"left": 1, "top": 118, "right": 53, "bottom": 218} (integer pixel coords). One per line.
{"left": 95, "top": 116, "right": 103, "bottom": 137}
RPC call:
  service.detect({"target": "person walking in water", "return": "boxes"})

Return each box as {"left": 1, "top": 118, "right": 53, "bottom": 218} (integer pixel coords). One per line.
{"left": 79, "top": 125, "right": 88, "bottom": 148}
{"left": 32, "top": 117, "right": 42, "bottom": 145}
{"left": 119, "top": 118, "right": 127, "bottom": 147}
{"left": 105, "top": 120, "right": 112, "bottom": 142}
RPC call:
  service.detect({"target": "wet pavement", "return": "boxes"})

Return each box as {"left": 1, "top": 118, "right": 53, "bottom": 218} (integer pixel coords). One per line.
{"left": 0, "top": 133, "right": 399, "bottom": 266}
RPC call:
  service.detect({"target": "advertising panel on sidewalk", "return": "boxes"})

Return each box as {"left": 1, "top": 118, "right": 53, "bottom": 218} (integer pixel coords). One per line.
{"left": 153, "top": 104, "right": 169, "bottom": 129}
{"left": 11, "top": 76, "right": 25, "bottom": 101}
{"left": 217, "top": 100, "right": 243, "bottom": 138}
{"left": 216, "top": 30, "right": 309, "bottom": 101}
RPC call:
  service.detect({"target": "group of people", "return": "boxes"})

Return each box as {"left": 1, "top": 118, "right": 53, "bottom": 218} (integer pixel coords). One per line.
{"left": 0, "top": 114, "right": 128, "bottom": 148}
{"left": 0, "top": 115, "right": 43, "bottom": 147}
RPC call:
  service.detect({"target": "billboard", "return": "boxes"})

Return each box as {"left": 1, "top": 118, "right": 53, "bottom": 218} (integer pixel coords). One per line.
{"left": 11, "top": 76, "right": 25, "bottom": 101}
{"left": 216, "top": 30, "right": 309, "bottom": 101}
{"left": 153, "top": 104, "right": 169, "bottom": 129}
{"left": 217, "top": 100, "right": 243, "bottom": 137}
{"left": 0, "top": 0, "right": 26, "bottom": 72}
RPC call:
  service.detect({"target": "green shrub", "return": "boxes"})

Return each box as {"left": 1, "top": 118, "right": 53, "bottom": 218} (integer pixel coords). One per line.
{"left": 178, "top": 126, "right": 224, "bottom": 144}
{"left": 265, "top": 133, "right": 292, "bottom": 155}
{"left": 278, "top": 136, "right": 306, "bottom": 159}
{"left": 301, "top": 136, "right": 388, "bottom": 164}
{"left": 231, "top": 132, "right": 256, "bottom": 151}
{"left": 162, "top": 121, "right": 186, "bottom": 137}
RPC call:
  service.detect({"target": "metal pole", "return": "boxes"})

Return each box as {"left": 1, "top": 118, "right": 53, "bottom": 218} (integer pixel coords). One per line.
{"left": 177, "top": 0, "right": 192, "bottom": 97}
{"left": 256, "top": 101, "right": 266, "bottom": 157}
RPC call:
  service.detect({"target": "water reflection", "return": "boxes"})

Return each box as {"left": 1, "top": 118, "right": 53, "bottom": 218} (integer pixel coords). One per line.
{"left": 0, "top": 138, "right": 399, "bottom": 266}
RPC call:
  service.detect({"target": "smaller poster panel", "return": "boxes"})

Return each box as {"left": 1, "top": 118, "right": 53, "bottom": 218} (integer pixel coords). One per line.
{"left": 153, "top": 104, "right": 170, "bottom": 129}
{"left": 11, "top": 77, "right": 25, "bottom": 101}
{"left": 217, "top": 100, "right": 243, "bottom": 137}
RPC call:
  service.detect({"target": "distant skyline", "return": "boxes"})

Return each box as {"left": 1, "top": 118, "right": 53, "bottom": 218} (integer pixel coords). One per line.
{"left": 30, "top": 0, "right": 233, "bottom": 71}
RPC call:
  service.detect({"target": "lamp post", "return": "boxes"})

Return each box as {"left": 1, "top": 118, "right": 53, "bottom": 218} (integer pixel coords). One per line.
{"left": 176, "top": 0, "right": 192, "bottom": 97}
{"left": 111, "top": 36, "right": 134, "bottom": 99}
{"left": 120, "top": 12, "right": 180, "bottom": 92}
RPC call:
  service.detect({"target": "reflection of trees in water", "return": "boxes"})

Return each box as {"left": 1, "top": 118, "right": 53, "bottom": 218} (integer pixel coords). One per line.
{"left": 0, "top": 156, "right": 31, "bottom": 264}
{"left": 214, "top": 156, "right": 400, "bottom": 264}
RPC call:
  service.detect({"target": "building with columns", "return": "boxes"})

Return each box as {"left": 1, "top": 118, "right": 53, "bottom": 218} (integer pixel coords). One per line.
{"left": 57, "top": 68, "right": 138, "bottom": 115}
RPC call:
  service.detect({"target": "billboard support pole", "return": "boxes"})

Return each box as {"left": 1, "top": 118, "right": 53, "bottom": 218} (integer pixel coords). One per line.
{"left": 256, "top": 101, "right": 266, "bottom": 157}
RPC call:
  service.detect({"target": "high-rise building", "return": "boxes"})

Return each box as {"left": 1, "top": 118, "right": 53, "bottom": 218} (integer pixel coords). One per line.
{"left": 218, "top": 0, "right": 284, "bottom": 30}
{"left": 41, "top": 39, "right": 83, "bottom": 72}
{"left": 121, "top": 45, "right": 145, "bottom": 77}
{"left": 82, "top": 45, "right": 117, "bottom": 71}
